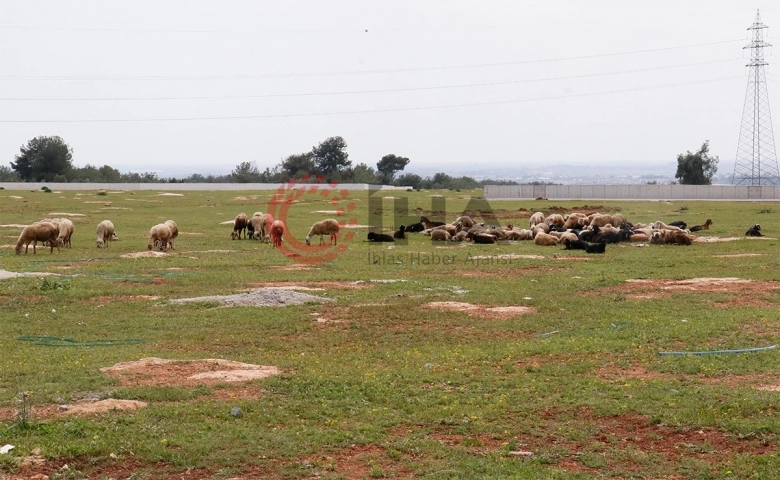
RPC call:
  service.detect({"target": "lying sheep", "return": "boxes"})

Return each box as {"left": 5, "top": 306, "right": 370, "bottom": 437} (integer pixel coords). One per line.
{"left": 650, "top": 230, "right": 693, "bottom": 245}
{"left": 454, "top": 215, "right": 475, "bottom": 229}
{"left": 586, "top": 240, "right": 607, "bottom": 254}
{"left": 689, "top": 219, "right": 712, "bottom": 232}
{"left": 430, "top": 229, "right": 451, "bottom": 241}
{"left": 745, "top": 224, "right": 763, "bottom": 237}
{"left": 393, "top": 225, "right": 406, "bottom": 240}
{"left": 367, "top": 231, "right": 394, "bottom": 242}
{"left": 164, "top": 220, "right": 178, "bottom": 250}
{"left": 231, "top": 213, "right": 248, "bottom": 240}
{"left": 404, "top": 222, "right": 425, "bottom": 233}
{"left": 270, "top": 220, "right": 285, "bottom": 247}
{"left": 16, "top": 222, "right": 60, "bottom": 255}
{"left": 96, "top": 220, "right": 115, "bottom": 248}
{"left": 148, "top": 223, "right": 173, "bottom": 251}
{"left": 421, "top": 216, "right": 445, "bottom": 229}
{"left": 534, "top": 231, "right": 559, "bottom": 246}
{"left": 472, "top": 233, "right": 497, "bottom": 244}
{"left": 563, "top": 213, "right": 588, "bottom": 229}
{"left": 306, "top": 219, "right": 340, "bottom": 245}
{"left": 544, "top": 214, "right": 565, "bottom": 228}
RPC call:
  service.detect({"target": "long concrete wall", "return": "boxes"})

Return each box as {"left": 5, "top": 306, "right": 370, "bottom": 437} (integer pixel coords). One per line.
{"left": 0, "top": 182, "right": 409, "bottom": 192}
{"left": 485, "top": 184, "right": 780, "bottom": 201}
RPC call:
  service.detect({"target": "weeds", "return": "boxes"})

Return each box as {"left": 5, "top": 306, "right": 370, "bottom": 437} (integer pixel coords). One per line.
{"left": 38, "top": 277, "right": 69, "bottom": 291}
{"left": 11, "top": 391, "right": 33, "bottom": 430}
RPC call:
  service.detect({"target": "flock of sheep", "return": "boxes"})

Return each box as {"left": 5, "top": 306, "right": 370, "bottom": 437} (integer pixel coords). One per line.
{"left": 14, "top": 218, "right": 179, "bottom": 254}
{"left": 360, "top": 212, "right": 731, "bottom": 253}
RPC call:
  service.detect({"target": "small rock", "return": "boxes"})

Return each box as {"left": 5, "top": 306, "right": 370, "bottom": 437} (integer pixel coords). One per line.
{"left": 52, "top": 309, "right": 56, "bottom": 313}
{"left": 58, "top": 405, "right": 69, "bottom": 411}
{"left": 230, "top": 407, "right": 243, "bottom": 418}
{"left": 508, "top": 450, "right": 534, "bottom": 457}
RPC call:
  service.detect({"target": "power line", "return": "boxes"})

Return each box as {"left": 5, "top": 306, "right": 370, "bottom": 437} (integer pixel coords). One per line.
{"left": 0, "top": 39, "right": 744, "bottom": 81}
{"left": 0, "top": 76, "right": 741, "bottom": 124}
{"left": 0, "top": 58, "right": 740, "bottom": 102}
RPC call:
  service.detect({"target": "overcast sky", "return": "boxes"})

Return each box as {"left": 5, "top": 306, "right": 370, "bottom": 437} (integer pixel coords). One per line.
{"left": 1, "top": 1, "right": 779, "bottom": 177}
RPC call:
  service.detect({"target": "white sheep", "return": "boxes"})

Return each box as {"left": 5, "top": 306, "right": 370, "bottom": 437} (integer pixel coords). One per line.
{"left": 16, "top": 222, "right": 60, "bottom": 255}
{"left": 259, "top": 213, "right": 275, "bottom": 243}
{"left": 51, "top": 218, "right": 74, "bottom": 248}
{"left": 430, "top": 229, "right": 451, "bottom": 241}
{"left": 529, "top": 212, "right": 545, "bottom": 228}
{"left": 248, "top": 215, "right": 265, "bottom": 240}
{"left": 96, "top": 220, "right": 115, "bottom": 248}
{"left": 305, "top": 219, "right": 340, "bottom": 245}
{"left": 534, "top": 231, "right": 559, "bottom": 246}
{"left": 164, "top": 220, "right": 179, "bottom": 250}
{"left": 148, "top": 223, "right": 173, "bottom": 251}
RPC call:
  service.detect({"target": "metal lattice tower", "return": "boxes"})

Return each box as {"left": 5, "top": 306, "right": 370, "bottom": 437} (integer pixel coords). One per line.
{"left": 733, "top": 10, "right": 780, "bottom": 185}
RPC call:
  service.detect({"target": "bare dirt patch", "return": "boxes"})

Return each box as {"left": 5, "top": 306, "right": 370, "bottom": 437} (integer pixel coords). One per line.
{"left": 62, "top": 399, "right": 148, "bottom": 416}
{"left": 602, "top": 277, "right": 780, "bottom": 306}
{"left": 271, "top": 264, "right": 318, "bottom": 271}
{"left": 0, "top": 270, "right": 58, "bottom": 280}
{"left": 0, "top": 224, "right": 30, "bottom": 228}
{"left": 425, "top": 301, "right": 534, "bottom": 319}
{"left": 100, "top": 357, "right": 281, "bottom": 387}
{"left": 121, "top": 251, "right": 167, "bottom": 258}
{"left": 247, "top": 281, "right": 368, "bottom": 290}
{"left": 469, "top": 254, "right": 545, "bottom": 260}
{"left": 168, "top": 288, "right": 334, "bottom": 307}
{"left": 713, "top": 253, "right": 766, "bottom": 258}
{"left": 47, "top": 212, "right": 85, "bottom": 216}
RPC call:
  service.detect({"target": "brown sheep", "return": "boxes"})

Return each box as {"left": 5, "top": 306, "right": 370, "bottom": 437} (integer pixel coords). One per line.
{"left": 50, "top": 218, "right": 74, "bottom": 248}
{"left": 454, "top": 215, "right": 475, "bottom": 229}
{"left": 650, "top": 230, "right": 693, "bottom": 245}
{"left": 231, "top": 213, "right": 248, "bottom": 240}
{"left": 430, "top": 229, "right": 451, "bottom": 241}
{"left": 563, "top": 213, "right": 588, "bottom": 229}
{"left": 270, "top": 220, "right": 285, "bottom": 247}
{"left": 689, "top": 219, "right": 712, "bottom": 232}
{"left": 16, "top": 222, "right": 60, "bottom": 255}
{"left": 544, "top": 214, "right": 565, "bottom": 228}
{"left": 306, "top": 219, "right": 340, "bottom": 245}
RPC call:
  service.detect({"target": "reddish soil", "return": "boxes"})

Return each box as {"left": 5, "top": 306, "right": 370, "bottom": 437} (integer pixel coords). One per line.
{"left": 599, "top": 278, "right": 780, "bottom": 307}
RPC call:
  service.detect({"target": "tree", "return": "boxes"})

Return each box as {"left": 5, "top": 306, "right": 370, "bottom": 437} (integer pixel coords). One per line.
{"left": 349, "top": 163, "right": 380, "bottom": 184}
{"left": 675, "top": 141, "right": 719, "bottom": 185}
{"left": 376, "top": 154, "right": 410, "bottom": 184}
{"left": 231, "top": 161, "right": 261, "bottom": 183}
{"left": 11, "top": 136, "right": 74, "bottom": 182}
{"left": 394, "top": 173, "right": 423, "bottom": 189}
{"left": 281, "top": 152, "right": 316, "bottom": 180}
{"left": 312, "top": 136, "right": 351, "bottom": 177}
{"left": 0, "top": 165, "right": 19, "bottom": 181}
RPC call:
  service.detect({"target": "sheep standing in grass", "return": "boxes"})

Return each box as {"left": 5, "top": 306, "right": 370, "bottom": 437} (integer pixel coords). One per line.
{"left": 231, "top": 213, "right": 248, "bottom": 240}
{"left": 305, "top": 219, "right": 340, "bottom": 245}
{"left": 164, "top": 220, "right": 179, "bottom": 250}
{"left": 96, "top": 220, "right": 115, "bottom": 248}
{"left": 148, "top": 223, "right": 173, "bottom": 251}
{"left": 270, "top": 220, "right": 285, "bottom": 247}
{"left": 16, "top": 222, "right": 60, "bottom": 255}
{"left": 51, "top": 218, "right": 74, "bottom": 248}
{"left": 247, "top": 213, "right": 264, "bottom": 240}
{"left": 259, "top": 213, "right": 275, "bottom": 243}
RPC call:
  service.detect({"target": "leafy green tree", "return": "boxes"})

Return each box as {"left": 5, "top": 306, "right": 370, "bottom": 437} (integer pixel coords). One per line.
{"left": 675, "top": 140, "right": 719, "bottom": 185}
{"left": 98, "top": 165, "right": 122, "bottom": 182}
{"left": 231, "top": 161, "right": 262, "bottom": 183}
{"left": 349, "top": 163, "right": 380, "bottom": 184}
{"left": 0, "top": 165, "right": 20, "bottom": 181}
{"left": 11, "top": 136, "right": 73, "bottom": 182}
{"left": 312, "top": 136, "right": 351, "bottom": 177}
{"left": 394, "top": 173, "right": 423, "bottom": 189}
{"left": 281, "top": 152, "right": 316, "bottom": 180}
{"left": 376, "top": 154, "right": 410, "bottom": 184}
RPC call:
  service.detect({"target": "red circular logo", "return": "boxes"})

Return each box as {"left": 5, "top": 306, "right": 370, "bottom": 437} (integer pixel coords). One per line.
{"left": 266, "top": 175, "right": 358, "bottom": 264}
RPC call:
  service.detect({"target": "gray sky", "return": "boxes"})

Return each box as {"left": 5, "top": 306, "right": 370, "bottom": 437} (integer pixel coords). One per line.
{"left": 1, "top": 1, "right": 778, "bottom": 177}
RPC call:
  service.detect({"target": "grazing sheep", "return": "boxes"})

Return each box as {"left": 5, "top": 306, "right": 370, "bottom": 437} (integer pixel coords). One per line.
{"left": 51, "top": 218, "right": 74, "bottom": 248}
{"left": 256, "top": 213, "right": 274, "bottom": 242}
{"left": 745, "top": 224, "right": 763, "bottom": 237}
{"left": 689, "top": 219, "right": 712, "bottom": 232}
{"left": 430, "top": 229, "right": 451, "bottom": 241}
{"left": 96, "top": 220, "right": 115, "bottom": 248}
{"left": 534, "top": 232, "right": 559, "bottom": 246}
{"left": 529, "top": 211, "right": 545, "bottom": 228}
{"left": 367, "top": 231, "right": 395, "bottom": 242}
{"left": 270, "top": 220, "right": 285, "bottom": 247}
{"left": 393, "top": 225, "right": 406, "bottom": 240}
{"left": 148, "top": 223, "right": 173, "bottom": 251}
{"left": 404, "top": 222, "right": 425, "bottom": 233}
{"left": 586, "top": 240, "right": 607, "bottom": 254}
{"left": 231, "top": 213, "right": 248, "bottom": 240}
{"left": 650, "top": 230, "right": 693, "bottom": 245}
{"left": 16, "top": 222, "right": 60, "bottom": 255}
{"left": 247, "top": 215, "right": 263, "bottom": 240}
{"left": 306, "top": 219, "right": 340, "bottom": 245}
{"left": 164, "top": 220, "right": 178, "bottom": 250}
{"left": 420, "top": 216, "right": 445, "bottom": 229}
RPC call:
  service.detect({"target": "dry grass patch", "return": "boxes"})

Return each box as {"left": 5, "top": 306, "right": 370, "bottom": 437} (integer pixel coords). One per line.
{"left": 425, "top": 301, "right": 534, "bottom": 319}
{"left": 601, "top": 278, "right": 780, "bottom": 305}
{"left": 100, "top": 357, "right": 281, "bottom": 387}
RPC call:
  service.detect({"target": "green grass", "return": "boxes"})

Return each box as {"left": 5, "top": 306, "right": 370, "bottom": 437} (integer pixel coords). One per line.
{"left": 0, "top": 188, "right": 779, "bottom": 479}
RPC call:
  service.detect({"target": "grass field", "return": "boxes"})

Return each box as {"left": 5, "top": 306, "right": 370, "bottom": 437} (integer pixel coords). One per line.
{"left": 0, "top": 185, "right": 779, "bottom": 479}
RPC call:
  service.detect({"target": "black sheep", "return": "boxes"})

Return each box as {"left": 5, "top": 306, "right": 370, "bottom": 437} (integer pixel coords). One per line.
{"left": 585, "top": 240, "right": 607, "bottom": 254}
{"left": 668, "top": 220, "right": 687, "bottom": 229}
{"left": 592, "top": 229, "right": 630, "bottom": 244}
{"left": 563, "top": 238, "right": 589, "bottom": 250}
{"left": 472, "top": 233, "right": 497, "bottom": 244}
{"left": 745, "top": 224, "right": 763, "bottom": 237}
{"left": 404, "top": 222, "right": 425, "bottom": 233}
{"left": 368, "top": 231, "right": 395, "bottom": 242}
{"left": 393, "top": 225, "right": 406, "bottom": 239}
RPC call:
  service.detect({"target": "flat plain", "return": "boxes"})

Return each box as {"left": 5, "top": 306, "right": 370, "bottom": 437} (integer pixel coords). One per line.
{"left": 0, "top": 186, "right": 778, "bottom": 479}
